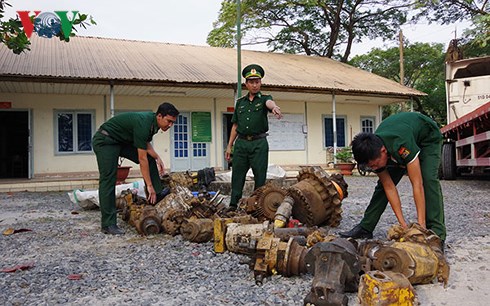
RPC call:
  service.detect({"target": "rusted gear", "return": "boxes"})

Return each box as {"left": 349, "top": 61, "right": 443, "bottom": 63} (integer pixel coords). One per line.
{"left": 161, "top": 208, "right": 186, "bottom": 236}
{"left": 373, "top": 246, "right": 416, "bottom": 279}
{"left": 288, "top": 166, "right": 347, "bottom": 227}
{"left": 253, "top": 183, "right": 287, "bottom": 221}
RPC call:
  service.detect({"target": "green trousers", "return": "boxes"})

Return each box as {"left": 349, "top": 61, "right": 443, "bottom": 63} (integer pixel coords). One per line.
{"left": 360, "top": 140, "right": 446, "bottom": 240}
{"left": 230, "top": 138, "right": 269, "bottom": 206}
{"left": 92, "top": 131, "right": 162, "bottom": 228}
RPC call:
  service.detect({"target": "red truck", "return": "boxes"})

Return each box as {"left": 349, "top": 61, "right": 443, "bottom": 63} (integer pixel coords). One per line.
{"left": 440, "top": 56, "right": 490, "bottom": 179}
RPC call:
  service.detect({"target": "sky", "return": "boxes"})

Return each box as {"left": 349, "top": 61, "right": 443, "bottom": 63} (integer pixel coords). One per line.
{"left": 5, "top": 0, "right": 472, "bottom": 57}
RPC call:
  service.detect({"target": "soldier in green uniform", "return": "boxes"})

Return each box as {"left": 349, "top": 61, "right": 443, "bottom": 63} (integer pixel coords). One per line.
{"left": 340, "top": 112, "right": 446, "bottom": 244}
{"left": 225, "top": 64, "right": 283, "bottom": 210}
{"left": 92, "top": 102, "right": 179, "bottom": 235}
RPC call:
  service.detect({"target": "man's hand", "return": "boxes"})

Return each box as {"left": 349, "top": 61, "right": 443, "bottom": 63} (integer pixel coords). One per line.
{"left": 147, "top": 185, "right": 157, "bottom": 204}
{"left": 272, "top": 106, "right": 282, "bottom": 119}
{"left": 225, "top": 146, "right": 232, "bottom": 162}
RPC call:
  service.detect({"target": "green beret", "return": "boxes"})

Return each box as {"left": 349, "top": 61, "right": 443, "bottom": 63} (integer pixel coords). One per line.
{"left": 242, "top": 64, "right": 265, "bottom": 79}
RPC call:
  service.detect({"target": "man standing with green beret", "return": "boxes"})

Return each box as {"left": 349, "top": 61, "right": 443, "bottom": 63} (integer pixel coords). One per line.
{"left": 339, "top": 112, "right": 446, "bottom": 248}
{"left": 225, "top": 64, "right": 283, "bottom": 211}
{"left": 92, "top": 102, "right": 179, "bottom": 235}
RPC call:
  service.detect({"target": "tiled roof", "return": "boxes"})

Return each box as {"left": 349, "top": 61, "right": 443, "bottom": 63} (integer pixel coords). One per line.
{"left": 0, "top": 36, "right": 424, "bottom": 97}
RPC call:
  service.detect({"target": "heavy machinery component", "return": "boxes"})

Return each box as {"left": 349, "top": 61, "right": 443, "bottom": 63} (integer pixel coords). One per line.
{"left": 214, "top": 215, "right": 259, "bottom": 253}
{"left": 132, "top": 205, "right": 161, "bottom": 236}
{"left": 358, "top": 224, "right": 449, "bottom": 286}
{"left": 225, "top": 222, "right": 270, "bottom": 255}
{"left": 288, "top": 166, "right": 347, "bottom": 227}
{"left": 116, "top": 189, "right": 161, "bottom": 235}
{"left": 304, "top": 238, "right": 360, "bottom": 306}
{"left": 239, "top": 183, "right": 287, "bottom": 221}
{"left": 274, "top": 195, "right": 294, "bottom": 228}
{"left": 180, "top": 218, "right": 214, "bottom": 243}
{"left": 358, "top": 271, "right": 416, "bottom": 306}
{"left": 161, "top": 208, "right": 186, "bottom": 236}
{"left": 253, "top": 229, "right": 308, "bottom": 285}
{"left": 167, "top": 171, "right": 194, "bottom": 189}
{"left": 273, "top": 227, "right": 324, "bottom": 243}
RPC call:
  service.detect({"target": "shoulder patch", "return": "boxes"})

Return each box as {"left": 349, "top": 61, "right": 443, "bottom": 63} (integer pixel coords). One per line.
{"left": 398, "top": 146, "right": 411, "bottom": 159}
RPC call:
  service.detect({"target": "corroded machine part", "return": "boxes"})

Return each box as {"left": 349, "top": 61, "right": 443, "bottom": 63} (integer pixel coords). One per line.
{"left": 116, "top": 190, "right": 161, "bottom": 235}
{"left": 274, "top": 196, "right": 294, "bottom": 228}
{"left": 225, "top": 222, "right": 270, "bottom": 255}
{"left": 161, "top": 208, "right": 186, "bottom": 236}
{"left": 289, "top": 166, "right": 347, "bottom": 227}
{"left": 253, "top": 230, "right": 308, "bottom": 285}
{"left": 167, "top": 171, "right": 194, "bottom": 189}
{"left": 180, "top": 218, "right": 214, "bottom": 243}
{"left": 358, "top": 271, "right": 416, "bottom": 306}
{"left": 358, "top": 224, "right": 450, "bottom": 286}
{"left": 214, "top": 215, "right": 260, "bottom": 253}
{"left": 304, "top": 238, "right": 360, "bottom": 306}
{"left": 133, "top": 206, "right": 161, "bottom": 235}
{"left": 239, "top": 183, "right": 287, "bottom": 221}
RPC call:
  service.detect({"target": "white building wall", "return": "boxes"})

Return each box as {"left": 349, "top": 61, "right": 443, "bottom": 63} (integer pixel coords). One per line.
{"left": 1, "top": 91, "right": 382, "bottom": 177}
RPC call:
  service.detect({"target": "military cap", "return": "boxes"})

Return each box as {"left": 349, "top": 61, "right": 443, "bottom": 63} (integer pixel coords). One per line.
{"left": 242, "top": 64, "right": 265, "bottom": 79}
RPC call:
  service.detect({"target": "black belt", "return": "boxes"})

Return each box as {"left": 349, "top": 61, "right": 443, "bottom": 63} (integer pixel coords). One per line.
{"left": 238, "top": 133, "right": 268, "bottom": 141}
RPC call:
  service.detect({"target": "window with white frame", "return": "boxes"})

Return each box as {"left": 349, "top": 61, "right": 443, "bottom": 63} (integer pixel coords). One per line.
{"left": 55, "top": 110, "right": 94, "bottom": 153}
{"left": 361, "top": 117, "right": 375, "bottom": 133}
{"left": 323, "top": 116, "right": 346, "bottom": 147}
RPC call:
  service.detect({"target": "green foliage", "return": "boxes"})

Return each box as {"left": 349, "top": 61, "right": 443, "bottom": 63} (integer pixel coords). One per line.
{"left": 0, "top": 0, "right": 96, "bottom": 54}
{"left": 334, "top": 147, "right": 354, "bottom": 163}
{"left": 349, "top": 42, "right": 448, "bottom": 125}
{"left": 413, "top": 0, "right": 489, "bottom": 53}
{"left": 208, "top": 0, "right": 410, "bottom": 62}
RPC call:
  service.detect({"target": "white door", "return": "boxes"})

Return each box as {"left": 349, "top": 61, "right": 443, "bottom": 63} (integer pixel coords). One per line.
{"left": 170, "top": 112, "right": 210, "bottom": 171}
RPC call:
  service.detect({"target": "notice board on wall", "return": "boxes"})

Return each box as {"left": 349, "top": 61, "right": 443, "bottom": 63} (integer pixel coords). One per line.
{"left": 267, "top": 113, "right": 306, "bottom": 151}
{"left": 191, "top": 112, "right": 212, "bottom": 142}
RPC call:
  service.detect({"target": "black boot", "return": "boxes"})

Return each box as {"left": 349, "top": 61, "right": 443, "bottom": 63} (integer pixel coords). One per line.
{"left": 339, "top": 223, "right": 373, "bottom": 239}
{"left": 101, "top": 224, "right": 125, "bottom": 235}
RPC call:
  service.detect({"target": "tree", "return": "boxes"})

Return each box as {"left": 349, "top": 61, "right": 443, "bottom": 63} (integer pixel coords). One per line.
{"left": 414, "top": 0, "right": 489, "bottom": 56}
{"left": 0, "top": 0, "right": 95, "bottom": 54}
{"left": 349, "top": 42, "right": 447, "bottom": 124}
{"left": 208, "top": 0, "right": 411, "bottom": 62}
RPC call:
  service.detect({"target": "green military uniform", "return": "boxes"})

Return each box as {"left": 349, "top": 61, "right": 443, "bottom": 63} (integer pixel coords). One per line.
{"left": 230, "top": 91, "right": 272, "bottom": 206}
{"left": 230, "top": 63, "right": 273, "bottom": 206}
{"left": 92, "top": 112, "right": 163, "bottom": 228}
{"left": 360, "top": 112, "right": 446, "bottom": 240}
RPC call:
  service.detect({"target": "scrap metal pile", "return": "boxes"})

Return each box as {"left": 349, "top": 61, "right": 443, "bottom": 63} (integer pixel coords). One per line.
{"left": 115, "top": 166, "right": 449, "bottom": 306}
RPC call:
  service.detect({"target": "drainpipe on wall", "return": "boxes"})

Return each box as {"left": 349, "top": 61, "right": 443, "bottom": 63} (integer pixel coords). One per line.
{"left": 332, "top": 92, "right": 337, "bottom": 164}
{"left": 110, "top": 81, "right": 115, "bottom": 118}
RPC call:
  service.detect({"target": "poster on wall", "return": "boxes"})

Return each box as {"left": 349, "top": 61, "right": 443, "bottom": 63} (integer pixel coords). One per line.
{"left": 267, "top": 113, "right": 306, "bottom": 151}
{"left": 191, "top": 112, "right": 212, "bottom": 142}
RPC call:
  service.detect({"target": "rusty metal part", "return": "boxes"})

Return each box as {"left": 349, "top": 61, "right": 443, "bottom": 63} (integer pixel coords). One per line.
{"left": 288, "top": 166, "right": 347, "bottom": 227}
{"left": 358, "top": 224, "right": 450, "bottom": 286}
{"left": 133, "top": 205, "right": 161, "bottom": 235}
{"left": 168, "top": 171, "right": 194, "bottom": 189}
{"left": 238, "top": 183, "right": 287, "bottom": 221}
{"left": 180, "top": 218, "right": 214, "bottom": 243}
{"left": 213, "top": 215, "right": 259, "bottom": 253}
{"left": 358, "top": 271, "right": 416, "bottom": 306}
{"left": 225, "top": 222, "right": 270, "bottom": 255}
{"left": 274, "top": 195, "right": 294, "bottom": 228}
{"left": 304, "top": 238, "right": 360, "bottom": 306}
{"left": 253, "top": 229, "right": 308, "bottom": 285}
{"left": 161, "top": 208, "right": 186, "bottom": 236}
{"left": 273, "top": 227, "right": 322, "bottom": 242}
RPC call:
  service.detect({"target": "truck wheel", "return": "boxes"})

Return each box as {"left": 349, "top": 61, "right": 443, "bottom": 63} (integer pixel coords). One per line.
{"left": 441, "top": 142, "right": 456, "bottom": 180}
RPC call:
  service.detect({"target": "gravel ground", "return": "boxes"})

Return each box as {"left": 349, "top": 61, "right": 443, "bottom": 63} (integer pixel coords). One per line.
{"left": 0, "top": 175, "right": 489, "bottom": 306}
